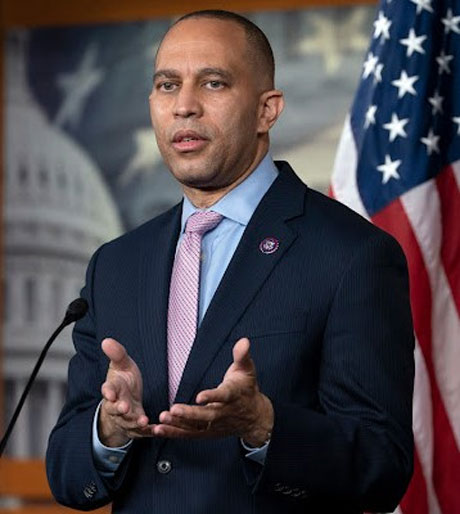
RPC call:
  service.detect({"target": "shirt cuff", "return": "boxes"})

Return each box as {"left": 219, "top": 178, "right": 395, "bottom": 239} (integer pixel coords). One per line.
{"left": 240, "top": 438, "right": 270, "bottom": 466}
{"left": 92, "top": 400, "right": 132, "bottom": 474}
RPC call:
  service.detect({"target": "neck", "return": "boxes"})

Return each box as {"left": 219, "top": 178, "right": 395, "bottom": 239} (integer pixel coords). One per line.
{"left": 183, "top": 144, "right": 269, "bottom": 209}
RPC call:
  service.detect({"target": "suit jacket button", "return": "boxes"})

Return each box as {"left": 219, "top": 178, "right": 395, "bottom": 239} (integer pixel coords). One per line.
{"left": 157, "top": 459, "right": 172, "bottom": 474}
{"left": 274, "top": 483, "right": 283, "bottom": 492}
{"left": 83, "top": 483, "right": 96, "bottom": 499}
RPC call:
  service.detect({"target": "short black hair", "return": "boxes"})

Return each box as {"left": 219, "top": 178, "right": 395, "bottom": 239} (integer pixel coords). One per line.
{"left": 169, "top": 10, "right": 275, "bottom": 88}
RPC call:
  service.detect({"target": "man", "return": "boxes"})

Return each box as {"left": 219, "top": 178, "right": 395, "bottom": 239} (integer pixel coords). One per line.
{"left": 46, "top": 10, "right": 414, "bottom": 514}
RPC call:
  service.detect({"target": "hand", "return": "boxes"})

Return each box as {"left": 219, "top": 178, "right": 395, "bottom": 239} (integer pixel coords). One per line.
{"left": 99, "top": 338, "right": 153, "bottom": 447}
{"left": 153, "top": 338, "right": 274, "bottom": 447}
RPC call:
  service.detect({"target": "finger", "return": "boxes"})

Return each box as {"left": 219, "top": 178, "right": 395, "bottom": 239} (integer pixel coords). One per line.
{"left": 136, "top": 414, "right": 150, "bottom": 427}
{"left": 168, "top": 404, "right": 216, "bottom": 423}
{"left": 102, "top": 398, "right": 131, "bottom": 417}
{"left": 112, "top": 401, "right": 148, "bottom": 423}
{"left": 101, "top": 381, "right": 119, "bottom": 402}
{"left": 158, "top": 412, "right": 206, "bottom": 432}
{"left": 102, "top": 405, "right": 150, "bottom": 440}
{"left": 102, "top": 395, "right": 148, "bottom": 424}
{"left": 101, "top": 376, "right": 131, "bottom": 405}
{"left": 232, "top": 338, "right": 254, "bottom": 373}
{"left": 152, "top": 423, "right": 207, "bottom": 439}
{"left": 196, "top": 385, "right": 234, "bottom": 405}
{"left": 101, "top": 338, "right": 132, "bottom": 371}
{"left": 124, "top": 423, "right": 156, "bottom": 439}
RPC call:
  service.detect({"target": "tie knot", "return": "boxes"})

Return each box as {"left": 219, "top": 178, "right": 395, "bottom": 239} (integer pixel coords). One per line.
{"left": 185, "top": 210, "right": 223, "bottom": 236}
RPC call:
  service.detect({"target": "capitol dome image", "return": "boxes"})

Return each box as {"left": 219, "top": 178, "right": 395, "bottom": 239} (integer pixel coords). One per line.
{"left": 3, "top": 31, "right": 123, "bottom": 457}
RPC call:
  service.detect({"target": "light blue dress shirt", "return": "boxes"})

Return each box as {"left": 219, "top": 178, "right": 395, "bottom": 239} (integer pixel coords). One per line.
{"left": 92, "top": 153, "right": 279, "bottom": 474}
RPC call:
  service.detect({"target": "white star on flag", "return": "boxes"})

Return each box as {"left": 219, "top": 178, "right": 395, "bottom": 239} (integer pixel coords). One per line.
{"left": 420, "top": 128, "right": 440, "bottom": 155}
{"left": 373, "top": 11, "right": 392, "bottom": 41}
{"left": 391, "top": 70, "right": 419, "bottom": 98}
{"left": 452, "top": 117, "right": 460, "bottom": 135}
{"left": 400, "top": 28, "right": 427, "bottom": 57}
{"left": 383, "top": 113, "right": 409, "bottom": 142}
{"left": 118, "top": 128, "right": 163, "bottom": 185}
{"left": 55, "top": 44, "right": 105, "bottom": 129}
{"left": 332, "top": 2, "right": 460, "bottom": 511}
{"left": 442, "top": 8, "right": 460, "bottom": 34}
{"left": 363, "top": 52, "right": 379, "bottom": 79}
{"left": 377, "top": 154, "right": 402, "bottom": 184}
{"left": 428, "top": 91, "right": 444, "bottom": 115}
{"left": 364, "top": 105, "right": 378, "bottom": 128}
{"left": 436, "top": 51, "right": 453, "bottom": 74}
{"left": 374, "top": 63, "right": 384, "bottom": 83}
{"left": 296, "top": 12, "right": 369, "bottom": 76}
{"left": 410, "top": 0, "right": 434, "bottom": 15}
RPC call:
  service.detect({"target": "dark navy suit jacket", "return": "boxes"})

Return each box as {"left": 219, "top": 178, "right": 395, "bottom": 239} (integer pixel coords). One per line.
{"left": 46, "top": 162, "right": 414, "bottom": 513}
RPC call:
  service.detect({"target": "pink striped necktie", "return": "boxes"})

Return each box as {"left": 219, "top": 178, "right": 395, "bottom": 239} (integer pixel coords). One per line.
{"left": 167, "top": 210, "right": 223, "bottom": 405}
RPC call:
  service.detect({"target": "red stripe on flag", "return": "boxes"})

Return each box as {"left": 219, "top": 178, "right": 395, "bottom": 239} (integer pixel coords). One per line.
{"left": 436, "top": 166, "right": 460, "bottom": 315}
{"left": 372, "top": 198, "right": 460, "bottom": 514}
{"left": 328, "top": 185, "right": 335, "bottom": 199}
{"left": 400, "top": 449, "right": 429, "bottom": 514}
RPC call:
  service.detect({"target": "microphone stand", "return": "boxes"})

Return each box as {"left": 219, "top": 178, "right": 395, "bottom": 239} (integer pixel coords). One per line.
{"left": 0, "top": 298, "right": 88, "bottom": 458}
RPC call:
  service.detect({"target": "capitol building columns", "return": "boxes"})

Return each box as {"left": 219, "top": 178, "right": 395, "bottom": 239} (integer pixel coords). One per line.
{"left": 10, "top": 379, "right": 30, "bottom": 458}
{"left": 43, "top": 379, "right": 63, "bottom": 456}
{"left": 3, "top": 30, "right": 123, "bottom": 458}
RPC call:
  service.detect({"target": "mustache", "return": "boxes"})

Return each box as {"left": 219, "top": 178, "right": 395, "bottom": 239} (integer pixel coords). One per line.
{"left": 168, "top": 124, "right": 213, "bottom": 142}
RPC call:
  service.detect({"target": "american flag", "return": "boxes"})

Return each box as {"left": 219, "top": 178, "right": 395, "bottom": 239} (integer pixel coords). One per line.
{"left": 331, "top": 0, "right": 460, "bottom": 513}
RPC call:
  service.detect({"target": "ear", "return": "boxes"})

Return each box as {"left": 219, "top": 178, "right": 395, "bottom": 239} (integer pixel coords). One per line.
{"left": 257, "top": 89, "right": 285, "bottom": 134}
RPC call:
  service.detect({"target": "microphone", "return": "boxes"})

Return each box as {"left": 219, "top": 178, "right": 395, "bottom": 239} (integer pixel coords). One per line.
{"left": 0, "top": 298, "right": 89, "bottom": 457}
{"left": 63, "top": 298, "right": 89, "bottom": 325}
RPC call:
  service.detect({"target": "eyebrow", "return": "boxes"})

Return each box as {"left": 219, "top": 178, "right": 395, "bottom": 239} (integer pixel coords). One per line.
{"left": 153, "top": 67, "right": 233, "bottom": 83}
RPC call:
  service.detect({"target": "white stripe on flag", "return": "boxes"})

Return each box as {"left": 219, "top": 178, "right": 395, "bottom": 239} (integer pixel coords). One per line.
{"left": 412, "top": 342, "right": 442, "bottom": 514}
{"left": 401, "top": 180, "right": 460, "bottom": 449}
{"left": 452, "top": 160, "right": 460, "bottom": 189}
{"left": 331, "top": 115, "right": 369, "bottom": 219}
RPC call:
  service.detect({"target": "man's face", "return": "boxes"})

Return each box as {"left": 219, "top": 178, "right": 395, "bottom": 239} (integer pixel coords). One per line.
{"left": 149, "top": 18, "right": 271, "bottom": 192}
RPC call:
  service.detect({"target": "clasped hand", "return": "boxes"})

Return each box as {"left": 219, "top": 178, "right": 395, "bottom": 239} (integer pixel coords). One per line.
{"left": 99, "top": 337, "right": 273, "bottom": 448}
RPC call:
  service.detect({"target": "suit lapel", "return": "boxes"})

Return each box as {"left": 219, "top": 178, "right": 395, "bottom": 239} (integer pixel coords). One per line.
{"left": 138, "top": 205, "right": 182, "bottom": 417}
{"left": 175, "top": 162, "right": 306, "bottom": 405}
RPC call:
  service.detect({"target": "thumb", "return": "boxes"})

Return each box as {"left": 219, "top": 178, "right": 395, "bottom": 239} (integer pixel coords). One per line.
{"left": 232, "top": 338, "right": 254, "bottom": 373}
{"left": 101, "top": 338, "right": 132, "bottom": 371}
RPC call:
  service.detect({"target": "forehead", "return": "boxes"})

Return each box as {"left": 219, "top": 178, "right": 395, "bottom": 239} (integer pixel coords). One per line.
{"left": 156, "top": 18, "right": 249, "bottom": 69}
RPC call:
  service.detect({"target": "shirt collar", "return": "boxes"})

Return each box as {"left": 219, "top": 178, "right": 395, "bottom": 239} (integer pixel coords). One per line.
{"left": 181, "top": 153, "right": 278, "bottom": 233}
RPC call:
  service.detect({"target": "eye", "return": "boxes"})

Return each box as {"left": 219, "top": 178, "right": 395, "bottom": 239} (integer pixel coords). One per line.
{"left": 158, "top": 81, "right": 177, "bottom": 92}
{"left": 205, "top": 80, "right": 225, "bottom": 90}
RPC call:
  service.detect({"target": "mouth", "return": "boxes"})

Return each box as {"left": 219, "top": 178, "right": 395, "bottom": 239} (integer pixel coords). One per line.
{"left": 172, "top": 130, "right": 209, "bottom": 153}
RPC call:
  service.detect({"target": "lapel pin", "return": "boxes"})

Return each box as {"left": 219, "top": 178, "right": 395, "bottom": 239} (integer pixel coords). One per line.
{"left": 259, "top": 237, "right": 279, "bottom": 255}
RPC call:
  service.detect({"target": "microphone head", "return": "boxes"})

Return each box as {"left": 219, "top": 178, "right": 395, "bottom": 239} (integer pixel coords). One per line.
{"left": 63, "top": 298, "right": 89, "bottom": 325}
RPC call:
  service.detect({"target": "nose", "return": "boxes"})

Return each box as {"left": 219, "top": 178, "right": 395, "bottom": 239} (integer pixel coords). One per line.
{"left": 173, "top": 84, "right": 203, "bottom": 119}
